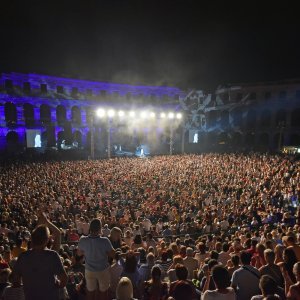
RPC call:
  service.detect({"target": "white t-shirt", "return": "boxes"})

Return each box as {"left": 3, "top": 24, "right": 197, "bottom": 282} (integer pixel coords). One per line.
{"left": 201, "top": 287, "right": 236, "bottom": 300}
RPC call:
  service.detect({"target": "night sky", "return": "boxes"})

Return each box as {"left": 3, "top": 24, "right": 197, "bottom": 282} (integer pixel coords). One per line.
{"left": 0, "top": 1, "right": 300, "bottom": 91}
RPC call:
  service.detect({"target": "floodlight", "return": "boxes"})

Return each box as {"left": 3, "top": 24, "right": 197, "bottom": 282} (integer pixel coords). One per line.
{"left": 160, "top": 112, "right": 166, "bottom": 119}
{"left": 118, "top": 110, "right": 125, "bottom": 117}
{"left": 96, "top": 108, "right": 106, "bottom": 118}
{"left": 150, "top": 112, "right": 156, "bottom": 118}
{"left": 107, "top": 109, "right": 115, "bottom": 118}
{"left": 140, "top": 111, "right": 148, "bottom": 119}
{"left": 168, "top": 112, "right": 175, "bottom": 119}
{"left": 129, "top": 111, "right": 136, "bottom": 118}
{"left": 176, "top": 113, "right": 182, "bottom": 119}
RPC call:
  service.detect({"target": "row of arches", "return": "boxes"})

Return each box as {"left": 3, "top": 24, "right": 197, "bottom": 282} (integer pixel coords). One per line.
{"left": 206, "top": 108, "right": 300, "bottom": 129}
{"left": 4, "top": 103, "right": 82, "bottom": 126}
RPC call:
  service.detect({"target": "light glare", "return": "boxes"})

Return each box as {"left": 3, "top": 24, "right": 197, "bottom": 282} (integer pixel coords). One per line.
{"left": 176, "top": 113, "right": 182, "bottom": 119}
{"left": 150, "top": 112, "right": 156, "bottom": 118}
{"left": 118, "top": 110, "right": 125, "bottom": 117}
{"left": 96, "top": 108, "right": 106, "bottom": 117}
{"left": 168, "top": 112, "right": 175, "bottom": 119}
{"left": 129, "top": 111, "right": 135, "bottom": 117}
{"left": 160, "top": 112, "right": 166, "bottom": 118}
{"left": 107, "top": 109, "right": 115, "bottom": 117}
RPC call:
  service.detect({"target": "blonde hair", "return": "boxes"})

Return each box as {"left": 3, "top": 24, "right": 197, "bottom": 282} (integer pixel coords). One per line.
{"left": 116, "top": 277, "right": 133, "bottom": 300}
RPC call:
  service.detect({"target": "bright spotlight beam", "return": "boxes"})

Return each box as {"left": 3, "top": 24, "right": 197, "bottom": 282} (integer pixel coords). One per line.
{"left": 96, "top": 108, "right": 106, "bottom": 118}
{"left": 140, "top": 111, "right": 148, "bottom": 119}
{"left": 107, "top": 109, "right": 115, "bottom": 118}
{"left": 129, "top": 111, "right": 136, "bottom": 118}
{"left": 118, "top": 110, "right": 125, "bottom": 117}
{"left": 160, "top": 112, "right": 166, "bottom": 119}
{"left": 168, "top": 112, "right": 175, "bottom": 119}
{"left": 150, "top": 112, "right": 156, "bottom": 118}
{"left": 176, "top": 113, "right": 182, "bottom": 119}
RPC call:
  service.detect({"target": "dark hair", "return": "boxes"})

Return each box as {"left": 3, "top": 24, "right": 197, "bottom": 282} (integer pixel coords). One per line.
{"left": 151, "top": 266, "right": 161, "bottom": 281}
{"left": 231, "top": 255, "right": 240, "bottom": 267}
{"left": 208, "top": 259, "right": 218, "bottom": 270}
{"left": 222, "top": 243, "right": 229, "bottom": 252}
{"left": 161, "top": 251, "right": 169, "bottom": 262}
{"left": 259, "top": 275, "right": 278, "bottom": 296}
{"left": 240, "top": 251, "right": 252, "bottom": 265}
{"left": 173, "top": 280, "right": 193, "bottom": 300}
{"left": 133, "top": 234, "right": 142, "bottom": 244}
{"left": 175, "top": 264, "right": 188, "bottom": 280}
{"left": 124, "top": 251, "right": 137, "bottom": 273}
{"left": 210, "top": 250, "right": 219, "bottom": 261}
{"left": 89, "top": 219, "right": 101, "bottom": 234}
{"left": 31, "top": 225, "right": 49, "bottom": 247}
{"left": 211, "top": 265, "right": 231, "bottom": 289}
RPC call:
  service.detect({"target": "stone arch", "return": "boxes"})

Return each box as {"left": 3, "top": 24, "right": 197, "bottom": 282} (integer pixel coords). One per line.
{"left": 40, "top": 104, "right": 51, "bottom": 124}
{"left": 56, "top": 105, "right": 66, "bottom": 124}
{"left": 71, "top": 106, "right": 81, "bottom": 124}
{"left": 4, "top": 102, "right": 17, "bottom": 126}
{"left": 6, "top": 131, "right": 19, "bottom": 146}
{"left": 23, "top": 103, "right": 35, "bottom": 126}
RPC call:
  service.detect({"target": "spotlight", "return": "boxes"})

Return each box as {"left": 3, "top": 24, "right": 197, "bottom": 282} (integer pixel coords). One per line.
{"left": 118, "top": 110, "right": 125, "bottom": 117}
{"left": 107, "top": 109, "right": 115, "bottom": 118}
{"left": 96, "top": 108, "right": 106, "bottom": 118}
{"left": 176, "top": 113, "right": 182, "bottom": 119}
{"left": 160, "top": 112, "right": 166, "bottom": 119}
{"left": 140, "top": 111, "right": 148, "bottom": 119}
{"left": 150, "top": 112, "right": 156, "bottom": 118}
{"left": 129, "top": 111, "right": 135, "bottom": 118}
{"left": 168, "top": 112, "right": 175, "bottom": 119}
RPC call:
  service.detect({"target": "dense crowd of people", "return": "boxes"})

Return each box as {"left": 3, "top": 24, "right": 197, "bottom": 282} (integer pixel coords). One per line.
{"left": 0, "top": 153, "right": 299, "bottom": 300}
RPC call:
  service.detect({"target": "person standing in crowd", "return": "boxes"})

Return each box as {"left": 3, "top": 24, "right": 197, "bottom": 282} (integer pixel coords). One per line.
{"left": 231, "top": 251, "right": 260, "bottom": 300}
{"left": 78, "top": 219, "right": 115, "bottom": 300}
{"left": 13, "top": 225, "right": 68, "bottom": 300}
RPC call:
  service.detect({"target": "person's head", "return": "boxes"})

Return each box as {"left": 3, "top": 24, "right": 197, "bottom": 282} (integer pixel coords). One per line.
{"left": 146, "top": 253, "right": 155, "bottom": 265}
{"left": 133, "top": 234, "right": 142, "bottom": 245}
{"left": 172, "top": 280, "right": 193, "bottom": 300}
{"left": 231, "top": 255, "right": 240, "bottom": 267}
{"left": 15, "top": 238, "right": 23, "bottom": 248}
{"left": 151, "top": 265, "right": 162, "bottom": 281}
{"left": 274, "top": 244, "right": 284, "bottom": 259}
{"left": 257, "top": 243, "right": 266, "bottom": 256}
{"left": 161, "top": 251, "right": 169, "bottom": 262}
{"left": 173, "top": 255, "right": 184, "bottom": 266}
{"left": 31, "top": 225, "right": 50, "bottom": 248}
{"left": 110, "top": 227, "right": 122, "bottom": 241}
{"left": 116, "top": 277, "right": 133, "bottom": 300}
{"left": 264, "top": 249, "right": 275, "bottom": 265}
{"left": 293, "top": 262, "right": 300, "bottom": 282}
{"left": 175, "top": 264, "right": 188, "bottom": 280}
{"left": 124, "top": 251, "right": 137, "bottom": 273}
{"left": 186, "top": 247, "right": 193, "bottom": 257}
{"left": 198, "top": 242, "right": 206, "bottom": 254}
{"left": 240, "top": 251, "right": 252, "bottom": 265}
{"left": 210, "top": 250, "right": 219, "bottom": 261}
{"left": 222, "top": 243, "right": 230, "bottom": 253}
{"left": 89, "top": 219, "right": 101, "bottom": 235}
{"left": 215, "top": 242, "right": 222, "bottom": 253}
{"left": 259, "top": 275, "right": 278, "bottom": 297}
{"left": 208, "top": 259, "right": 218, "bottom": 271}
{"left": 283, "top": 248, "right": 298, "bottom": 267}
{"left": 211, "top": 265, "right": 231, "bottom": 289}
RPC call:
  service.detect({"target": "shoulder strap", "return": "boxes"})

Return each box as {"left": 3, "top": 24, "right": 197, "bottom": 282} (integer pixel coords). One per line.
{"left": 242, "top": 266, "right": 260, "bottom": 279}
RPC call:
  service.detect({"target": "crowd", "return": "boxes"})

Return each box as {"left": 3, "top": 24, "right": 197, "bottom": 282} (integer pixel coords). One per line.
{"left": 0, "top": 153, "right": 299, "bottom": 300}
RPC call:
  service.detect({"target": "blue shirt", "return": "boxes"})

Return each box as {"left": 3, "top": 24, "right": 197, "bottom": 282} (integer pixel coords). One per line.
{"left": 78, "top": 236, "right": 113, "bottom": 272}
